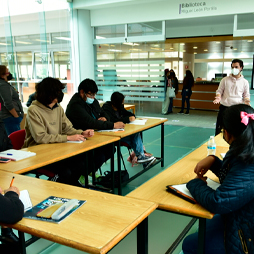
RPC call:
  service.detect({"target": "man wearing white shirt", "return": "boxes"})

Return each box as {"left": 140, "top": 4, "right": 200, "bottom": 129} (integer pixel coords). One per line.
{"left": 213, "top": 59, "right": 250, "bottom": 135}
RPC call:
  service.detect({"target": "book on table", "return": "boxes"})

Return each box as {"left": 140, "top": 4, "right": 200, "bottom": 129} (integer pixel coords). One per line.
{"left": 166, "top": 178, "right": 220, "bottom": 204}
{"left": 23, "top": 196, "right": 86, "bottom": 223}
{"left": 0, "top": 149, "right": 36, "bottom": 161}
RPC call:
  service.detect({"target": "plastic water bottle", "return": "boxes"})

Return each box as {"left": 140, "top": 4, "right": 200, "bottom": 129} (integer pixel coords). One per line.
{"left": 207, "top": 136, "right": 216, "bottom": 156}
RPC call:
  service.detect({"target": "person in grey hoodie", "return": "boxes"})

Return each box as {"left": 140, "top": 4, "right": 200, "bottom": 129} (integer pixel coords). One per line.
{"left": 0, "top": 65, "right": 23, "bottom": 135}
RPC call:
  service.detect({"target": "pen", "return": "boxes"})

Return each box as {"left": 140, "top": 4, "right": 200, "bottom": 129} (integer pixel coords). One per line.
{"left": 10, "top": 176, "right": 15, "bottom": 187}
{"left": 0, "top": 153, "right": 13, "bottom": 156}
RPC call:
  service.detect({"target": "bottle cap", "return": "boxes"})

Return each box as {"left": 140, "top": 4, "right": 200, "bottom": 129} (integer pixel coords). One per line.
{"left": 210, "top": 136, "right": 214, "bottom": 138}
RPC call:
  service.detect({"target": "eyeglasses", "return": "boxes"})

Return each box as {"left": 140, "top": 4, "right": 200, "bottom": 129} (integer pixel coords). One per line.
{"left": 86, "top": 93, "right": 96, "bottom": 98}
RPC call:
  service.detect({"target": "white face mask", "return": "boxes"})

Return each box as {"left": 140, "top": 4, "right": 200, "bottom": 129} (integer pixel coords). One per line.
{"left": 231, "top": 68, "right": 240, "bottom": 76}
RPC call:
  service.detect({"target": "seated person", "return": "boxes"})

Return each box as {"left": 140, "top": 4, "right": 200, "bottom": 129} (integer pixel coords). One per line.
{"left": 0, "top": 185, "right": 24, "bottom": 253}
{"left": 23, "top": 77, "right": 94, "bottom": 186}
{"left": 26, "top": 92, "right": 36, "bottom": 107}
{"left": 66, "top": 78, "right": 124, "bottom": 173}
{"left": 0, "top": 121, "right": 21, "bottom": 247}
{"left": 102, "top": 91, "right": 155, "bottom": 168}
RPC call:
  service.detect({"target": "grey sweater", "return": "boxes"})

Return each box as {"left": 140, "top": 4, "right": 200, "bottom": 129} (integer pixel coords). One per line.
{"left": 0, "top": 78, "right": 24, "bottom": 120}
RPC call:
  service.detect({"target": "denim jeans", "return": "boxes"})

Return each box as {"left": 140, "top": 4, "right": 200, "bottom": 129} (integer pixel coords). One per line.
{"left": 168, "top": 97, "right": 173, "bottom": 113}
{"left": 181, "top": 89, "right": 192, "bottom": 112}
{"left": 3, "top": 116, "right": 23, "bottom": 136}
{"left": 182, "top": 214, "right": 225, "bottom": 254}
{"left": 122, "top": 133, "right": 144, "bottom": 157}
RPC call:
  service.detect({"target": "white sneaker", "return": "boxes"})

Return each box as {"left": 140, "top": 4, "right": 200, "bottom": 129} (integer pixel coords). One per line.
{"left": 137, "top": 154, "right": 154, "bottom": 164}
{"left": 143, "top": 157, "right": 156, "bottom": 169}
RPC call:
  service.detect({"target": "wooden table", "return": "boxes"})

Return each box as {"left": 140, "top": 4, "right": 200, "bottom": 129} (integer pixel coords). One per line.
{"left": 0, "top": 134, "right": 120, "bottom": 174}
{"left": 128, "top": 145, "right": 229, "bottom": 254}
{"left": 97, "top": 118, "right": 168, "bottom": 194}
{"left": 124, "top": 104, "right": 135, "bottom": 114}
{"left": 0, "top": 171, "right": 157, "bottom": 254}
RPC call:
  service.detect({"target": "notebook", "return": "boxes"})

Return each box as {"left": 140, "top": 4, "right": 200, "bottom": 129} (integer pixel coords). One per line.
{"left": 19, "top": 190, "right": 33, "bottom": 212}
{"left": 0, "top": 149, "right": 36, "bottom": 161}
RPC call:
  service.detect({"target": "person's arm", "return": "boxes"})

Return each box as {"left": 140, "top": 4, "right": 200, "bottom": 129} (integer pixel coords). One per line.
{"left": 213, "top": 79, "right": 225, "bottom": 104}
{"left": 0, "top": 188, "right": 24, "bottom": 224}
{"left": 0, "top": 83, "right": 19, "bottom": 117}
{"left": 174, "top": 78, "right": 179, "bottom": 94}
{"left": 243, "top": 80, "right": 251, "bottom": 105}
{"left": 187, "top": 160, "right": 254, "bottom": 214}
{"left": 120, "top": 108, "right": 135, "bottom": 123}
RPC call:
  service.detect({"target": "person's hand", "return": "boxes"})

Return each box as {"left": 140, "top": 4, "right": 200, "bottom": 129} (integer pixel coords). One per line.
{"left": 98, "top": 117, "right": 107, "bottom": 121}
{"left": 244, "top": 98, "right": 251, "bottom": 106}
{"left": 0, "top": 187, "right": 3, "bottom": 194}
{"left": 114, "top": 122, "right": 125, "bottom": 129}
{"left": 67, "top": 134, "right": 86, "bottom": 142}
{"left": 213, "top": 95, "right": 221, "bottom": 104}
{"left": 194, "top": 156, "right": 215, "bottom": 177}
{"left": 4, "top": 186, "right": 20, "bottom": 196}
{"left": 82, "top": 129, "right": 94, "bottom": 137}
{"left": 129, "top": 116, "right": 135, "bottom": 122}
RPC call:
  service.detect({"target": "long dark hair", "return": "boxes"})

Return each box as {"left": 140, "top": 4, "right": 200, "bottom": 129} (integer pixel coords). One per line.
{"left": 183, "top": 70, "right": 194, "bottom": 87}
{"left": 222, "top": 104, "right": 254, "bottom": 164}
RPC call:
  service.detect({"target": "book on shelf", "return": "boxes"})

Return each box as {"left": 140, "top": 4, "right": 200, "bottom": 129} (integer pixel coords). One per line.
{"left": 23, "top": 196, "right": 86, "bottom": 223}
{"left": 0, "top": 149, "right": 36, "bottom": 161}
{"left": 166, "top": 178, "right": 220, "bottom": 204}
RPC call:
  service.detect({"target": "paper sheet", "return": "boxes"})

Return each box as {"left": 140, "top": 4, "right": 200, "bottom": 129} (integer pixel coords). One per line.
{"left": 20, "top": 190, "right": 33, "bottom": 212}
{"left": 97, "top": 129, "right": 124, "bottom": 132}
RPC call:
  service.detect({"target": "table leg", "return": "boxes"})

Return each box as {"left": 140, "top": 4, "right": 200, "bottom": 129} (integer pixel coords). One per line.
{"left": 197, "top": 218, "right": 206, "bottom": 254}
{"left": 137, "top": 217, "right": 148, "bottom": 254}
{"left": 18, "top": 231, "right": 26, "bottom": 254}
{"left": 116, "top": 140, "right": 122, "bottom": 195}
{"left": 161, "top": 123, "right": 164, "bottom": 167}
{"left": 111, "top": 142, "right": 115, "bottom": 194}
{"left": 84, "top": 153, "right": 89, "bottom": 188}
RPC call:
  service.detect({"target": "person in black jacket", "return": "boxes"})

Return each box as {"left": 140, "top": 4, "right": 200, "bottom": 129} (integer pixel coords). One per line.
{"left": 66, "top": 79, "right": 124, "bottom": 178}
{"left": 102, "top": 92, "right": 155, "bottom": 167}
{"left": 183, "top": 104, "right": 254, "bottom": 254}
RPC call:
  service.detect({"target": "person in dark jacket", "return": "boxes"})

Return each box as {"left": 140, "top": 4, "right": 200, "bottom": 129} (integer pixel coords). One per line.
{"left": 0, "top": 65, "right": 24, "bottom": 135}
{"left": 183, "top": 104, "right": 254, "bottom": 254}
{"left": 102, "top": 91, "right": 155, "bottom": 167}
{"left": 178, "top": 70, "right": 194, "bottom": 115}
{"left": 26, "top": 92, "right": 36, "bottom": 107}
{"left": 66, "top": 79, "right": 124, "bottom": 179}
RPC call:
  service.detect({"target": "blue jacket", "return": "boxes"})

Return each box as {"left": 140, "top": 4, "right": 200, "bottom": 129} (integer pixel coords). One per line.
{"left": 187, "top": 153, "right": 254, "bottom": 254}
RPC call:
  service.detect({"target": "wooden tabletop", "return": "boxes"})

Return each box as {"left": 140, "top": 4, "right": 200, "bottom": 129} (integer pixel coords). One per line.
{"left": 127, "top": 145, "right": 229, "bottom": 219}
{"left": 0, "top": 171, "right": 157, "bottom": 254}
{"left": 0, "top": 134, "right": 120, "bottom": 174}
{"left": 96, "top": 118, "right": 168, "bottom": 138}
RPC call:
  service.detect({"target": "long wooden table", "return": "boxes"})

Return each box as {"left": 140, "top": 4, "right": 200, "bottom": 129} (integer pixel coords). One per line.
{"left": 97, "top": 118, "right": 168, "bottom": 194}
{"left": 128, "top": 145, "right": 229, "bottom": 254}
{"left": 0, "top": 171, "right": 157, "bottom": 254}
{"left": 0, "top": 134, "right": 120, "bottom": 174}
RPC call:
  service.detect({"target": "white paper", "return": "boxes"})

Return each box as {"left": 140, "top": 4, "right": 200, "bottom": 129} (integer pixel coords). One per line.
{"left": 0, "top": 149, "right": 36, "bottom": 161}
{"left": 128, "top": 119, "right": 147, "bottom": 125}
{"left": 66, "top": 140, "right": 84, "bottom": 143}
{"left": 172, "top": 178, "right": 220, "bottom": 199}
{"left": 97, "top": 129, "right": 124, "bottom": 132}
{"left": 20, "top": 190, "right": 33, "bottom": 212}
{"left": 220, "top": 153, "right": 226, "bottom": 159}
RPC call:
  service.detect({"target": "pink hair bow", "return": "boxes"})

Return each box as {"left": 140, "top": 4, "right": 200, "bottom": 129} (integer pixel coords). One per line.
{"left": 240, "top": 111, "right": 254, "bottom": 126}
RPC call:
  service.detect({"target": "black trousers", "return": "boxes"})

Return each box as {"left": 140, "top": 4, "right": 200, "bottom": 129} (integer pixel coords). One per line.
{"left": 215, "top": 104, "right": 228, "bottom": 136}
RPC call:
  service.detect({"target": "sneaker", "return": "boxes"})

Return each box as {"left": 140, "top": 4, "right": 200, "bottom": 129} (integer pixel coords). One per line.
{"left": 78, "top": 175, "right": 93, "bottom": 186}
{"left": 137, "top": 154, "right": 154, "bottom": 164}
{"left": 185, "top": 111, "right": 189, "bottom": 115}
{"left": 143, "top": 157, "right": 156, "bottom": 169}
{"left": 178, "top": 111, "right": 184, "bottom": 114}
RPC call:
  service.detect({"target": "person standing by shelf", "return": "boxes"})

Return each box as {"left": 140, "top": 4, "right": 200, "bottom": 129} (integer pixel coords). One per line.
{"left": 178, "top": 70, "right": 194, "bottom": 115}
{"left": 213, "top": 59, "right": 250, "bottom": 136}
{"left": 0, "top": 65, "right": 24, "bottom": 135}
{"left": 162, "top": 69, "right": 179, "bottom": 115}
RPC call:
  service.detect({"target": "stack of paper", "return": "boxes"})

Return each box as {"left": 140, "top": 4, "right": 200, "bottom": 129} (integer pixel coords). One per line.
{"left": 0, "top": 149, "right": 36, "bottom": 161}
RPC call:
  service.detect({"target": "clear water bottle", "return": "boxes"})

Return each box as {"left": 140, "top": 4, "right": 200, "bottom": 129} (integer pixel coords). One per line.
{"left": 207, "top": 136, "right": 216, "bottom": 156}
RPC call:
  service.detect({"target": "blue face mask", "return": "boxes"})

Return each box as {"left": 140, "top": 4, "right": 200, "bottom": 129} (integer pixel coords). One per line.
{"left": 86, "top": 97, "right": 94, "bottom": 104}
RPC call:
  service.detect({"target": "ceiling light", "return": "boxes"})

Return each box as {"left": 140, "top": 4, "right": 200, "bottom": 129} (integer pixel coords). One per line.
{"left": 180, "top": 43, "right": 185, "bottom": 45}
{"left": 194, "top": 52, "right": 197, "bottom": 54}
{"left": 16, "top": 41, "right": 32, "bottom": 45}
{"left": 108, "top": 49, "right": 122, "bottom": 52}
{"left": 216, "top": 41, "right": 221, "bottom": 44}
{"left": 123, "top": 42, "right": 139, "bottom": 46}
{"left": 183, "top": 50, "right": 186, "bottom": 52}
{"left": 193, "top": 46, "right": 198, "bottom": 49}
{"left": 54, "top": 37, "right": 71, "bottom": 41}
{"left": 0, "top": 42, "right": 9, "bottom": 46}
{"left": 35, "top": 39, "right": 50, "bottom": 43}
{"left": 233, "top": 48, "right": 237, "bottom": 50}
{"left": 96, "top": 36, "right": 106, "bottom": 39}
{"left": 204, "top": 49, "right": 208, "bottom": 51}
{"left": 129, "top": 48, "right": 142, "bottom": 51}
{"left": 150, "top": 47, "right": 160, "bottom": 50}
{"left": 170, "top": 47, "right": 174, "bottom": 50}
{"left": 247, "top": 40, "right": 253, "bottom": 42}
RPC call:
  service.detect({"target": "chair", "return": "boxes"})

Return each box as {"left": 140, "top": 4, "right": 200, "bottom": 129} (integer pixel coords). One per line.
{"left": 8, "top": 130, "right": 55, "bottom": 179}
{"left": 119, "top": 141, "right": 133, "bottom": 171}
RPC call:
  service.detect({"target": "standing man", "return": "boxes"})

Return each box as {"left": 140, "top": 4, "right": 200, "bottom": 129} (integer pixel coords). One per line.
{"left": 213, "top": 59, "right": 250, "bottom": 135}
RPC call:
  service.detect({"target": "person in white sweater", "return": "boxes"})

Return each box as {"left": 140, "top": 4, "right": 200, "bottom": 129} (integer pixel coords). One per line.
{"left": 213, "top": 59, "right": 250, "bottom": 135}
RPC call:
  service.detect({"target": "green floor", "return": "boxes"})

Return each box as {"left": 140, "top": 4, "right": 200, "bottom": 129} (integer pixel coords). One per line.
{"left": 21, "top": 124, "right": 214, "bottom": 254}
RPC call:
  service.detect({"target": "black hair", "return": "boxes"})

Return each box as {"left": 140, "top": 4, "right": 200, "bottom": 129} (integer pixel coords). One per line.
{"left": 36, "top": 77, "right": 64, "bottom": 106}
{"left": 222, "top": 104, "right": 254, "bottom": 164}
{"left": 231, "top": 59, "right": 244, "bottom": 69}
{"left": 111, "top": 91, "right": 125, "bottom": 110}
{"left": 78, "top": 79, "right": 98, "bottom": 94}
{"left": 183, "top": 70, "right": 194, "bottom": 87}
{"left": 169, "top": 69, "right": 176, "bottom": 78}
